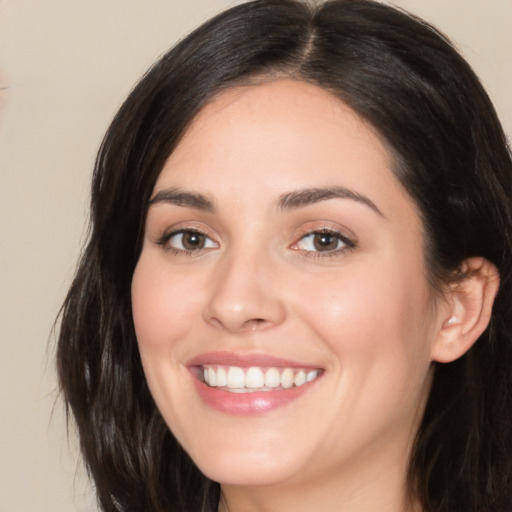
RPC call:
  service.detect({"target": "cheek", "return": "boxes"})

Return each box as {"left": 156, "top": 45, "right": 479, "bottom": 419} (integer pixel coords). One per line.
{"left": 131, "top": 259, "right": 167, "bottom": 351}
{"left": 291, "top": 257, "right": 435, "bottom": 372}
{"left": 131, "top": 253, "right": 203, "bottom": 352}
{"left": 131, "top": 254, "right": 203, "bottom": 432}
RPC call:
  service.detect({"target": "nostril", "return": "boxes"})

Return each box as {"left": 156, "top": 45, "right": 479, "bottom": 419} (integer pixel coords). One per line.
{"left": 242, "top": 318, "right": 269, "bottom": 331}
{"left": 207, "top": 317, "right": 268, "bottom": 331}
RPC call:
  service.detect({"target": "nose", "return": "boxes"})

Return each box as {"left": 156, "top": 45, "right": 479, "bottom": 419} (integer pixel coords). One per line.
{"left": 203, "top": 249, "right": 286, "bottom": 334}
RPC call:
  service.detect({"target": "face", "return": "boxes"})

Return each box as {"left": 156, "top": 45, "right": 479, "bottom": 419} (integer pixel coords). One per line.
{"left": 132, "top": 80, "right": 441, "bottom": 492}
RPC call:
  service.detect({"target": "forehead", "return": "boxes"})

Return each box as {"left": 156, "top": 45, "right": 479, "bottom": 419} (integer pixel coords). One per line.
{"left": 155, "top": 79, "right": 415, "bottom": 222}
{"left": 169, "top": 79, "right": 388, "bottom": 166}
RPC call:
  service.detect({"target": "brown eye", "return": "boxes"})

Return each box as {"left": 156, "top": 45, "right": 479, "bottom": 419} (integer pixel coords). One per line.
{"left": 182, "top": 231, "right": 206, "bottom": 250}
{"left": 312, "top": 232, "right": 339, "bottom": 251}
{"left": 294, "top": 230, "right": 354, "bottom": 254}
{"left": 166, "top": 230, "right": 217, "bottom": 252}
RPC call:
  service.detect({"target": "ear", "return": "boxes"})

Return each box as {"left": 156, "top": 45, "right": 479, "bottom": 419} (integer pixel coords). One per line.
{"left": 431, "top": 257, "right": 500, "bottom": 363}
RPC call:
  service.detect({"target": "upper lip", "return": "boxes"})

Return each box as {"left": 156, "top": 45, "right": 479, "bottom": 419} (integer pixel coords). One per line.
{"left": 187, "top": 351, "right": 321, "bottom": 369}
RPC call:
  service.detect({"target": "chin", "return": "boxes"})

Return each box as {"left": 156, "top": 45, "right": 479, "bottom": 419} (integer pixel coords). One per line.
{"left": 186, "top": 438, "right": 303, "bottom": 487}
{"left": 198, "top": 458, "right": 293, "bottom": 487}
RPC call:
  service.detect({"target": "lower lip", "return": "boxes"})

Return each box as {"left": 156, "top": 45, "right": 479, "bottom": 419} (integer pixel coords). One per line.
{"left": 191, "top": 374, "right": 316, "bottom": 416}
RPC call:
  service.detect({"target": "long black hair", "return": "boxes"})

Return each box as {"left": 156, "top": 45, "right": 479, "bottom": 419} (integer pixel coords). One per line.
{"left": 57, "top": 1, "right": 512, "bottom": 510}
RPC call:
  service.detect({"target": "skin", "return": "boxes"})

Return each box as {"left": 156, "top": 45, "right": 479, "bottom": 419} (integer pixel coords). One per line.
{"left": 131, "top": 79, "right": 454, "bottom": 512}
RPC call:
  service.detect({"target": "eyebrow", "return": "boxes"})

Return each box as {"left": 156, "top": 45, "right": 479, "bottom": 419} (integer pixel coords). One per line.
{"left": 148, "top": 185, "right": 384, "bottom": 217}
{"left": 148, "top": 188, "right": 215, "bottom": 212}
{"left": 278, "top": 186, "right": 384, "bottom": 217}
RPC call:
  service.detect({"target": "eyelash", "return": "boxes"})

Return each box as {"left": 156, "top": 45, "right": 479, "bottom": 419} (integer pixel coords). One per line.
{"left": 157, "top": 228, "right": 218, "bottom": 256}
{"left": 291, "top": 228, "right": 356, "bottom": 258}
{"left": 156, "top": 227, "right": 356, "bottom": 258}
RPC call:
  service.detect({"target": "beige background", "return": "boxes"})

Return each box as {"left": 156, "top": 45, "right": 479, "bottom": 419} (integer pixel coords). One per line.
{"left": 1, "top": 1, "right": 510, "bottom": 511}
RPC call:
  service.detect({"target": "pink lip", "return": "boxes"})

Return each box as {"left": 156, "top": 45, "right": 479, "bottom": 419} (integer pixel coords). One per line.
{"left": 187, "top": 351, "right": 318, "bottom": 368}
{"left": 192, "top": 379, "right": 313, "bottom": 416}
{"left": 187, "top": 351, "right": 323, "bottom": 416}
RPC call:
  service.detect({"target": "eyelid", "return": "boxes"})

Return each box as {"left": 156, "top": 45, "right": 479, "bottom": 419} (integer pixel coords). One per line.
{"left": 289, "top": 223, "right": 357, "bottom": 256}
{"left": 156, "top": 224, "right": 220, "bottom": 253}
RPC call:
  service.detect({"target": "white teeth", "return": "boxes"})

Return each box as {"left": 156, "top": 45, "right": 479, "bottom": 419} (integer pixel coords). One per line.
{"left": 202, "top": 365, "right": 322, "bottom": 391}
{"left": 226, "top": 366, "right": 245, "bottom": 389}
{"left": 264, "top": 367, "right": 281, "bottom": 388}
{"left": 245, "top": 367, "right": 265, "bottom": 388}
{"left": 216, "top": 367, "right": 227, "bottom": 387}
{"left": 306, "top": 370, "right": 319, "bottom": 382}
{"left": 294, "top": 370, "right": 306, "bottom": 387}
{"left": 207, "top": 367, "right": 216, "bottom": 387}
{"left": 281, "top": 368, "right": 294, "bottom": 389}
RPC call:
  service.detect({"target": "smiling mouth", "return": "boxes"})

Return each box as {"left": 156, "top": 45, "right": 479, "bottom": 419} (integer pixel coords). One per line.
{"left": 188, "top": 354, "right": 325, "bottom": 415}
{"left": 199, "top": 365, "right": 323, "bottom": 393}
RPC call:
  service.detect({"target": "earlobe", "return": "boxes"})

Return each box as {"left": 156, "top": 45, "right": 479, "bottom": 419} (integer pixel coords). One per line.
{"left": 431, "top": 257, "right": 500, "bottom": 363}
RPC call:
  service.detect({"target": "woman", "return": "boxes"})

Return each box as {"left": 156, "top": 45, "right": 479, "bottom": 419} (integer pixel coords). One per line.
{"left": 56, "top": 0, "right": 512, "bottom": 511}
